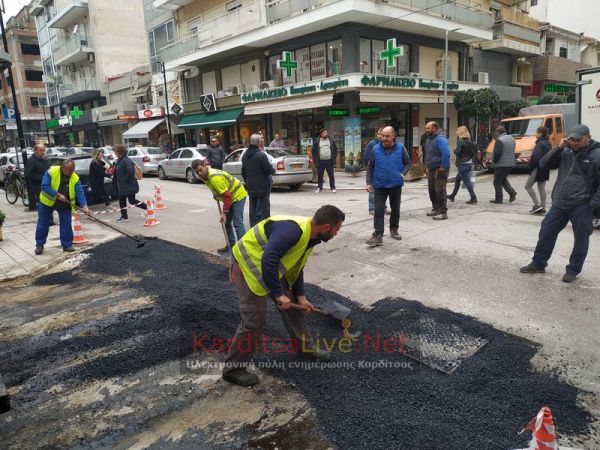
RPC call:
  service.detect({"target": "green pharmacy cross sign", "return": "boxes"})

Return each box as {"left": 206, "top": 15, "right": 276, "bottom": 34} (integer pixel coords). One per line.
{"left": 380, "top": 38, "right": 404, "bottom": 68}
{"left": 70, "top": 106, "right": 84, "bottom": 120}
{"left": 277, "top": 51, "right": 298, "bottom": 77}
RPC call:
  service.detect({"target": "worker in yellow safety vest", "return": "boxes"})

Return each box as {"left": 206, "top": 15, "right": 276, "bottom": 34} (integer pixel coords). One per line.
{"left": 222, "top": 204, "right": 345, "bottom": 387}
{"left": 192, "top": 158, "right": 247, "bottom": 253}
{"left": 35, "top": 159, "right": 91, "bottom": 255}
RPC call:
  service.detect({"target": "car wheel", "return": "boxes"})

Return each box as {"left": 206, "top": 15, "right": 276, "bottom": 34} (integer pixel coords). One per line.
{"left": 186, "top": 168, "right": 198, "bottom": 184}
{"left": 289, "top": 183, "right": 302, "bottom": 191}
{"left": 158, "top": 166, "right": 167, "bottom": 180}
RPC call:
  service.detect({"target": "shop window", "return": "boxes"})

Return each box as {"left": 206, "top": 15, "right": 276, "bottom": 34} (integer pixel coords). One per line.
{"left": 268, "top": 54, "right": 282, "bottom": 86}
{"left": 296, "top": 47, "right": 310, "bottom": 82}
{"left": 30, "top": 97, "right": 40, "bottom": 107}
{"left": 310, "top": 43, "right": 326, "bottom": 80}
{"left": 360, "top": 39, "right": 371, "bottom": 73}
{"left": 327, "top": 39, "right": 343, "bottom": 77}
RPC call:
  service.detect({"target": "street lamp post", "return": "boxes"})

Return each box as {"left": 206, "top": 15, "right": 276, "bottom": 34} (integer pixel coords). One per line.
{"left": 41, "top": 98, "right": 51, "bottom": 145}
{"left": 443, "top": 27, "right": 461, "bottom": 134}
{"left": 159, "top": 61, "right": 173, "bottom": 152}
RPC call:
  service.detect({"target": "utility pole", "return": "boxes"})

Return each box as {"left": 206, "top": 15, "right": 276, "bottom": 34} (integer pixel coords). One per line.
{"left": 0, "top": 2, "right": 27, "bottom": 174}
{"left": 443, "top": 28, "right": 461, "bottom": 134}
{"left": 41, "top": 98, "right": 51, "bottom": 145}
{"left": 159, "top": 61, "right": 173, "bottom": 152}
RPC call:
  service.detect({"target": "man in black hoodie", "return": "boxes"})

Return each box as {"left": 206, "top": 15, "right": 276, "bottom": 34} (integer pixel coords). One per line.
{"left": 25, "top": 144, "right": 49, "bottom": 211}
{"left": 520, "top": 124, "right": 600, "bottom": 283}
{"left": 242, "top": 133, "right": 276, "bottom": 227}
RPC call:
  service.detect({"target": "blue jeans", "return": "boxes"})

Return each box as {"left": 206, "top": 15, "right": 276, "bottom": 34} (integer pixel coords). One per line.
{"left": 35, "top": 203, "right": 73, "bottom": 249}
{"left": 532, "top": 204, "right": 594, "bottom": 274}
{"left": 226, "top": 197, "right": 246, "bottom": 246}
{"left": 450, "top": 163, "right": 476, "bottom": 199}
{"left": 249, "top": 195, "right": 270, "bottom": 227}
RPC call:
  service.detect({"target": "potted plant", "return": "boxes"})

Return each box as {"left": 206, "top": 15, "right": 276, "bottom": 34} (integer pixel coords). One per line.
{"left": 0, "top": 209, "right": 5, "bottom": 241}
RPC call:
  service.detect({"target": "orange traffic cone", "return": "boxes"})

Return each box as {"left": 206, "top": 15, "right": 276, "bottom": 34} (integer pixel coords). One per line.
{"left": 72, "top": 212, "right": 89, "bottom": 244}
{"left": 154, "top": 184, "right": 167, "bottom": 209}
{"left": 143, "top": 200, "right": 160, "bottom": 227}
{"left": 519, "top": 406, "right": 558, "bottom": 450}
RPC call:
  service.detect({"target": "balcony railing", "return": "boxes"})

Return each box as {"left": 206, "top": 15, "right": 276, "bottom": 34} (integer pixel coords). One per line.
{"left": 492, "top": 22, "right": 540, "bottom": 45}
{"left": 53, "top": 33, "right": 94, "bottom": 64}
{"left": 58, "top": 77, "right": 99, "bottom": 97}
{"left": 158, "top": 0, "right": 263, "bottom": 63}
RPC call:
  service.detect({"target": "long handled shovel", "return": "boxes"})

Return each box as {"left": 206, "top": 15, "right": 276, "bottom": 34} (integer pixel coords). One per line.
{"left": 279, "top": 300, "right": 351, "bottom": 320}
{"left": 216, "top": 200, "right": 233, "bottom": 261}
{"left": 74, "top": 205, "right": 146, "bottom": 248}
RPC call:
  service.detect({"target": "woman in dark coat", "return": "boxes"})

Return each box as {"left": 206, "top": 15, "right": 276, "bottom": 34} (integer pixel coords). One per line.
{"left": 112, "top": 144, "right": 146, "bottom": 222}
{"left": 89, "top": 149, "right": 111, "bottom": 206}
{"left": 524, "top": 126, "right": 551, "bottom": 214}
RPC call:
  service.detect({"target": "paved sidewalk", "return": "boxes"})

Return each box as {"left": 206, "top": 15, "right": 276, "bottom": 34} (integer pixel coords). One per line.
{"left": 0, "top": 201, "right": 118, "bottom": 282}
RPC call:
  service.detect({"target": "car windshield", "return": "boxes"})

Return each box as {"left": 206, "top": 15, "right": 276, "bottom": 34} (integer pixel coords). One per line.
{"left": 266, "top": 148, "right": 294, "bottom": 158}
{"left": 146, "top": 148, "right": 163, "bottom": 155}
{"left": 195, "top": 148, "right": 208, "bottom": 157}
{"left": 504, "top": 119, "right": 543, "bottom": 137}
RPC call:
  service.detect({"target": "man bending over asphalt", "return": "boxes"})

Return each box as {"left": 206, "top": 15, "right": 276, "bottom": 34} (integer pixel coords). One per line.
{"left": 223, "top": 204, "right": 345, "bottom": 386}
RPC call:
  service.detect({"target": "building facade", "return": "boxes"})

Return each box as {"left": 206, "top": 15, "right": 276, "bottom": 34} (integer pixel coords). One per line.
{"left": 0, "top": 2, "right": 47, "bottom": 150}
{"left": 29, "top": 0, "right": 150, "bottom": 146}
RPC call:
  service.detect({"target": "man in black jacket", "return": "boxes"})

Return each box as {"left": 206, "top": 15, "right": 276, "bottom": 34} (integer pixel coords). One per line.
{"left": 207, "top": 137, "right": 225, "bottom": 169}
{"left": 25, "top": 144, "right": 48, "bottom": 211}
{"left": 312, "top": 128, "right": 337, "bottom": 193}
{"left": 242, "top": 133, "right": 276, "bottom": 227}
{"left": 520, "top": 124, "right": 600, "bottom": 283}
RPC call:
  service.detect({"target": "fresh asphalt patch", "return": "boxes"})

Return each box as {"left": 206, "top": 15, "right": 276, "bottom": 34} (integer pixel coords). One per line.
{"left": 0, "top": 237, "right": 595, "bottom": 449}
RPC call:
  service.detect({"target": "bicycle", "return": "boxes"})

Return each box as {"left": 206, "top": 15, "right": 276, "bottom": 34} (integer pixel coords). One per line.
{"left": 4, "top": 170, "right": 29, "bottom": 207}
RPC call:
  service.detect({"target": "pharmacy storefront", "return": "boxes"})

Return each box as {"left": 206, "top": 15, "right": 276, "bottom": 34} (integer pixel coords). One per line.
{"left": 241, "top": 73, "right": 485, "bottom": 166}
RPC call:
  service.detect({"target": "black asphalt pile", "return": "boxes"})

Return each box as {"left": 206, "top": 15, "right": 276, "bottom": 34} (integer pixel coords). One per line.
{"left": 2, "top": 237, "right": 594, "bottom": 449}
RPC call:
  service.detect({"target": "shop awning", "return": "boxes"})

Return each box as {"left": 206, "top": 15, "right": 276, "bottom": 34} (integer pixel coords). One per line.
{"left": 178, "top": 108, "right": 243, "bottom": 128}
{"left": 244, "top": 94, "right": 333, "bottom": 115}
{"left": 122, "top": 118, "right": 165, "bottom": 139}
{"left": 360, "top": 89, "right": 445, "bottom": 104}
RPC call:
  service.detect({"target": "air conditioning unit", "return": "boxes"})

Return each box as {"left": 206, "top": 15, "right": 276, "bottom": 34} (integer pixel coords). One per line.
{"left": 260, "top": 80, "right": 275, "bottom": 89}
{"left": 477, "top": 72, "right": 489, "bottom": 84}
{"left": 231, "top": 84, "right": 246, "bottom": 94}
{"left": 87, "top": 53, "right": 95, "bottom": 63}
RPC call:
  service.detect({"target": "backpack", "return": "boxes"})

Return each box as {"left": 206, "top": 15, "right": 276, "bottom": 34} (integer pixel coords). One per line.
{"left": 134, "top": 163, "right": 143, "bottom": 180}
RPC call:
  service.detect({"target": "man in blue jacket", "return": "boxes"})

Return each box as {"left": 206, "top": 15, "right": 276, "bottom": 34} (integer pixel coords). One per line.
{"left": 424, "top": 121, "right": 451, "bottom": 220}
{"left": 520, "top": 124, "right": 600, "bottom": 283}
{"left": 365, "top": 126, "right": 412, "bottom": 246}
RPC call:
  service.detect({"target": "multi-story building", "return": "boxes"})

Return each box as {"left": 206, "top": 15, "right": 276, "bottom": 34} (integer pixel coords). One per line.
{"left": 29, "top": 0, "right": 150, "bottom": 146}
{"left": 145, "top": 0, "right": 506, "bottom": 162}
{"left": 0, "top": 2, "right": 48, "bottom": 149}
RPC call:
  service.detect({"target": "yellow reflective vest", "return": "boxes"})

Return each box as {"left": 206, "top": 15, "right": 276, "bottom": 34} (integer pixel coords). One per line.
{"left": 39, "top": 166, "right": 79, "bottom": 212}
{"left": 205, "top": 168, "right": 246, "bottom": 204}
{"left": 232, "top": 216, "right": 313, "bottom": 296}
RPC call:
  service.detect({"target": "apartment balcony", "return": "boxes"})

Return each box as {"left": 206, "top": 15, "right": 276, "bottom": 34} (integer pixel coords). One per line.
{"left": 30, "top": 0, "right": 52, "bottom": 15}
{"left": 153, "top": 0, "right": 194, "bottom": 10}
{"left": 53, "top": 33, "right": 94, "bottom": 66}
{"left": 48, "top": 0, "right": 88, "bottom": 29}
{"left": 479, "top": 21, "right": 541, "bottom": 57}
{"left": 163, "top": 0, "right": 492, "bottom": 71}
{"left": 531, "top": 55, "right": 591, "bottom": 83}
{"left": 58, "top": 77, "right": 100, "bottom": 103}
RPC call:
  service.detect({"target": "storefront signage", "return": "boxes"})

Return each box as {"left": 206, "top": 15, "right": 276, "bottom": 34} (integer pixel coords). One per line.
{"left": 544, "top": 83, "right": 573, "bottom": 93}
{"left": 357, "top": 106, "right": 381, "bottom": 114}
{"left": 328, "top": 108, "right": 349, "bottom": 116}
{"left": 241, "top": 77, "right": 350, "bottom": 103}
{"left": 70, "top": 107, "right": 84, "bottom": 120}
{"left": 46, "top": 118, "right": 59, "bottom": 129}
{"left": 92, "top": 101, "right": 137, "bottom": 122}
{"left": 277, "top": 51, "right": 298, "bottom": 78}
{"left": 380, "top": 38, "right": 404, "bottom": 68}
{"left": 138, "top": 107, "right": 165, "bottom": 119}
{"left": 58, "top": 115, "right": 72, "bottom": 126}
{"left": 360, "top": 75, "right": 459, "bottom": 91}
{"left": 117, "top": 115, "right": 138, "bottom": 121}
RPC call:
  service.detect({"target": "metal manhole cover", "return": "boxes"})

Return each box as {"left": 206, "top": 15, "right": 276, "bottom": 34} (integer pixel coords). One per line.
{"left": 388, "top": 310, "right": 488, "bottom": 374}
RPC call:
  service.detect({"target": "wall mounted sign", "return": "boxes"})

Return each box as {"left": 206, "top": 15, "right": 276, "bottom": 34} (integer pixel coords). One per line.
{"left": 328, "top": 108, "right": 349, "bottom": 116}
{"left": 277, "top": 51, "right": 298, "bottom": 78}
{"left": 199, "top": 93, "right": 217, "bottom": 112}
{"left": 70, "top": 106, "right": 84, "bottom": 120}
{"left": 544, "top": 83, "right": 574, "bottom": 93}
{"left": 379, "top": 38, "right": 404, "bottom": 68}
{"left": 137, "top": 107, "right": 165, "bottom": 119}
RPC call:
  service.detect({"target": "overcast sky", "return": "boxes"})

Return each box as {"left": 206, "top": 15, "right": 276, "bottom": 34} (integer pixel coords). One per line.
{"left": 2, "top": 0, "right": 31, "bottom": 22}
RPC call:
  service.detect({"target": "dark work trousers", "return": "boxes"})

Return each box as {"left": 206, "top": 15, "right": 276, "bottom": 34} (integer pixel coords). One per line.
{"left": 427, "top": 169, "right": 448, "bottom": 213}
{"left": 249, "top": 194, "right": 271, "bottom": 227}
{"left": 317, "top": 160, "right": 335, "bottom": 190}
{"left": 119, "top": 194, "right": 147, "bottom": 219}
{"left": 223, "top": 263, "right": 315, "bottom": 374}
{"left": 373, "top": 186, "right": 402, "bottom": 236}
{"left": 492, "top": 167, "right": 516, "bottom": 202}
{"left": 532, "top": 204, "right": 594, "bottom": 275}
{"left": 27, "top": 179, "right": 41, "bottom": 211}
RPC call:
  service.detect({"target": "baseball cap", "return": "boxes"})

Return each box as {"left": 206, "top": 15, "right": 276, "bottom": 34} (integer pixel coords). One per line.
{"left": 568, "top": 124, "right": 590, "bottom": 140}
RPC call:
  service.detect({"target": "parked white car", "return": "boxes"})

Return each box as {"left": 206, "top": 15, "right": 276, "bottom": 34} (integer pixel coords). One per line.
{"left": 45, "top": 146, "right": 68, "bottom": 157}
{"left": 223, "top": 147, "right": 312, "bottom": 190}
{"left": 127, "top": 147, "right": 167, "bottom": 174}
{"left": 157, "top": 147, "right": 208, "bottom": 183}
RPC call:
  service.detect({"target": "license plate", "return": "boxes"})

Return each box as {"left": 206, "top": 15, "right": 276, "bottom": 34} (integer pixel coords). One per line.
{"left": 290, "top": 163, "right": 304, "bottom": 169}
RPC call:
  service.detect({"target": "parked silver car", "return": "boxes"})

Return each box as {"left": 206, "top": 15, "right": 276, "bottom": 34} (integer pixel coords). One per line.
{"left": 66, "top": 147, "right": 95, "bottom": 156}
{"left": 157, "top": 147, "right": 208, "bottom": 183}
{"left": 127, "top": 146, "right": 166, "bottom": 174}
{"left": 45, "top": 146, "right": 68, "bottom": 157}
{"left": 98, "top": 146, "right": 117, "bottom": 163}
{"left": 223, "top": 147, "right": 312, "bottom": 190}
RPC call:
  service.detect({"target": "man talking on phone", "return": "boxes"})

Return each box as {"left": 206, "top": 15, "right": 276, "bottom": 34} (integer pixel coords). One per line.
{"left": 520, "top": 124, "right": 600, "bottom": 283}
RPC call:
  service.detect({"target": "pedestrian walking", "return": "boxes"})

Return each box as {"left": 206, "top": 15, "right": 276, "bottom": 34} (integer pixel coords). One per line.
{"left": 223, "top": 204, "right": 345, "bottom": 386}
{"left": 242, "top": 133, "right": 276, "bottom": 227}
{"left": 89, "top": 149, "right": 111, "bottom": 206}
{"left": 206, "top": 137, "right": 225, "bottom": 170}
{"left": 34, "top": 159, "right": 91, "bottom": 255}
{"left": 365, "top": 126, "right": 412, "bottom": 246}
{"left": 424, "top": 121, "right": 451, "bottom": 220}
{"left": 112, "top": 144, "right": 146, "bottom": 223}
{"left": 447, "top": 126, "right": 477, "bottom": 204}
{"left": 25, "top": 144, "right": 49, "bottom": 212}
{"left": 490, "top": 125, "right": 517, "bottom": 204}
{"left": 192, "top": 159, "right": 247, "bottom": 253}
{"left": 269, "top": 132, "right": 287, "bottom": 149}
{"left": 313, "top": 128, "right": 337, "bottom": 193}
{"left": 520, "top": 124, "right": 600, "bottom": 283}
{"left": 524, "top": 127, "right": 551, "bottom": 214}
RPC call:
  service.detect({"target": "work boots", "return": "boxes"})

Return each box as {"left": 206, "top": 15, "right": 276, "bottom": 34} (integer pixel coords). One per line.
{"left": 365, "top": 233, "right": 383, "bottom": 246}
{"left": 466, "top": 197, "right": 477, "bottom": 204}
{"left": 433, "top": 212, "right": 448, "bottom": 220}
{"left": 426, "top": 209, "right": 438, "bottom": 216}
{"left": 222, "top": 368, "right": 259, "bottom": 387}
{"left": 390, "top": 229, "right": 402, "bottom": 240}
